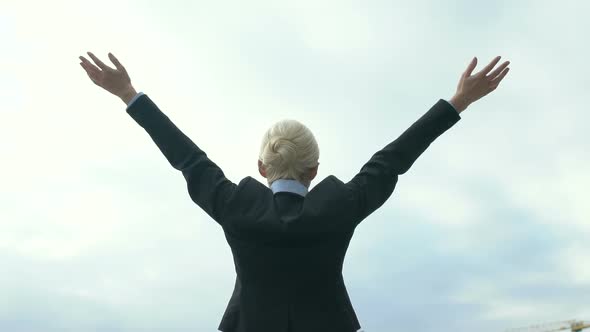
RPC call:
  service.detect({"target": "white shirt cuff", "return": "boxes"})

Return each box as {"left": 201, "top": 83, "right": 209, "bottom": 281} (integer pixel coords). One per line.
{"left": 127, "top": 91, "right": 145, "bottom": 107}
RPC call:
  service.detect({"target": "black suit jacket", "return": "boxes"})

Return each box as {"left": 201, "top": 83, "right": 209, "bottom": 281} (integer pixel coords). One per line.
{"left": 126, "top": 94, "right": 461, "bottom": 332}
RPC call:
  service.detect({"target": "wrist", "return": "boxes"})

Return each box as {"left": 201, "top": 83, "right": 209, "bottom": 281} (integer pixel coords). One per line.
{"left": 449, "top": 94, "right": 469, "bottom": 113}
{"left": 119, "top": 86, "right": 138, "bottom": 105}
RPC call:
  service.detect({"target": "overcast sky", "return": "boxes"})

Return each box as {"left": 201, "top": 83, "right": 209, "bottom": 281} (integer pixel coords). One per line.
{"left": 1, "top": 0, "right": 589, "bottom": 331}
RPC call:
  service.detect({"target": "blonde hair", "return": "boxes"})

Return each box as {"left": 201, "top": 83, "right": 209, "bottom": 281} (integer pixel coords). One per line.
{"left": 258, "top": 119, "right": 320, "bottom": 185}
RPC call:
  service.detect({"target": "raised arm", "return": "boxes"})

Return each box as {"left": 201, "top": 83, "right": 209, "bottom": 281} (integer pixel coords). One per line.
{"left": 79, "top": 51, "right": 237, "bottom": 224}
{"left": 346, "top": 55, "right": 510, "bottom": 225}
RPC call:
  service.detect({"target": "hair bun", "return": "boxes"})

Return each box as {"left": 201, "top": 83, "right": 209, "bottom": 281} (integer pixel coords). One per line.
{"left": 258, "top": 119, "right": 320, "bottom": 184}
{"left": 271, "top": 137, "right": 297, "bottom": 167}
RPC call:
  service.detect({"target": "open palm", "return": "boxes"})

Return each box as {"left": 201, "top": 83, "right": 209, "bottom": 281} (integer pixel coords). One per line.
{"left": 457, "top": 56, "right": 510, "bottom": 104}
{"left": 79, "top": 52, "right": 134, "bottom": 99}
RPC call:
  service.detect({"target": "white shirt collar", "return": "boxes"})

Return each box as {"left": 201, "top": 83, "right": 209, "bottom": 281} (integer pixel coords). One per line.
{"left": 270, "top": 178, "right": 308, "bottom": 197}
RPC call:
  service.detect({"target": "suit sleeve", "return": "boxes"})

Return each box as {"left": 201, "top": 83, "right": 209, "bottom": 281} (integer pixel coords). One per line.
{"left": 126, "top": 94, "right": 237, "bottom": 225}
{"left": 346, "top": 99, "right": 461, "bottom": 225}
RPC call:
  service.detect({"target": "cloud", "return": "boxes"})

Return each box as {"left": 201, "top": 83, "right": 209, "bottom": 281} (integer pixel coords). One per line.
{"left": 1, "top": 0, "right": 589, "bottom": 331}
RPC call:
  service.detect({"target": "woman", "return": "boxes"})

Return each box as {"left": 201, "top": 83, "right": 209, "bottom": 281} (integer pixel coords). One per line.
{"left": 79, "top": 52, "right": 509, "bottom": 332}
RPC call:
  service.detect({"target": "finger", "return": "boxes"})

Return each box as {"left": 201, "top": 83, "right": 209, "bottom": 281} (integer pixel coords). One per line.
{"left": 79, "top": 56, "right": 101, "bottom": 72}
{"left": 475, "top": 55, "right": 502, "bottom": 77}
{"left": 487, "top": 60, "right": 510, "bottom": 80}
{"left": 81, "top": 63, "right": 98, "bottom": 79}
{"left": 80, "top": 62, "right": 101, "bottom": 78}
{"left": 463, "top": 56, "right": 478, "bottom": 77}
{"left": 87, "top": 51, "right": 112, "bottom": 70}
{"left": 79, "top": 61, "right": 93, "bottom": 74}
{"left": 490, "top": 67, "right": 510, "bottom": 87}
{"left": 108, "top": 52, "right": 126, "bottom": 72}
{"left": 80, "top": 62, "right": 102, "bottom": 82}
{"left": 82, "top": 66, "right": 100, "bottom": 85}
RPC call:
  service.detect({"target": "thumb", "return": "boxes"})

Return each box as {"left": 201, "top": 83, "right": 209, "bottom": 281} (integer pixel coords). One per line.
{"left": 108, "top": 52, "right": 126, "bottom": 72}
{"left": 463, "top": 56, "right": 477, "bottom": 77}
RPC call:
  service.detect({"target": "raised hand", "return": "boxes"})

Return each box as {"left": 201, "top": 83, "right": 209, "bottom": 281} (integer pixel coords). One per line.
{"left": 79, "top": 52, "right": 137, "bottom": 104}
{"left": 449, "top": 56, "right": 510, "bottom": 113}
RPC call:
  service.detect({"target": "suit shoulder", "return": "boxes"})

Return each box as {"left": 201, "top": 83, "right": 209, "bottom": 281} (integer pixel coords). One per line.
{"left": 326, "top": 174, "right": 344, "bottom": 184}
{"left": 241, "top": 176, "right": 264, "bottom": 188}
{"left": 308, "top": 175, "right": 349, "bottom": 198}
{"left": 236, "top": 176, "right": 274, "bottom": 197}
{"left": 240, "top": 176, "right": 253, "bottom": 186}
{"left": 226, "top": 176, "right": 272, "bottom": 206}
{"left": 324, "top": 174, "right": 348, "bottom": 188}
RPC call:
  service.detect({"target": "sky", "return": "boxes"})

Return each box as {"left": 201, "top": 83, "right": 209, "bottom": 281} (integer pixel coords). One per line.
{"left": 1, "top": 0, "right": 589, "bottom": 331}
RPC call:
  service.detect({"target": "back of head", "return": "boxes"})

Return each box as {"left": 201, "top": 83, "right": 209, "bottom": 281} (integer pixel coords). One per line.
{"left": 259, "top": 119, "right": 320, "bottom": 185}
